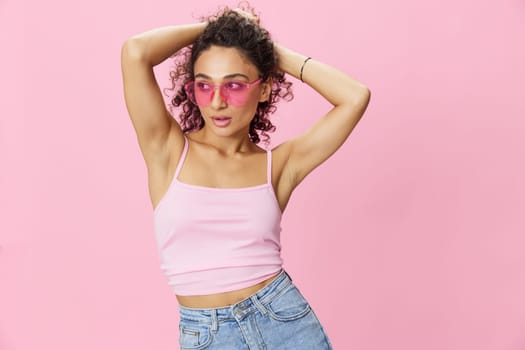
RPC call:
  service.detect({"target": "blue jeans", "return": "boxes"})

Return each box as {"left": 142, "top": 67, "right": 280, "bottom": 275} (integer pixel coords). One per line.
{"left": 178, "top": 269, "right": 333, "bottom": 349}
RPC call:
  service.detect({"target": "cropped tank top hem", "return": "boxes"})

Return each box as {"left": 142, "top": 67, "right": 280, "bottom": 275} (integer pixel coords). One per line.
{"left": 153, "top": 134, "right": 279, "bottom": 215}
{"left": 167, "top": 266, "right": 283, "bottom": 296}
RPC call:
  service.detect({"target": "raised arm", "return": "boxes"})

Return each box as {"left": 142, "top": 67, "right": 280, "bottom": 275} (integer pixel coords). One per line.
{"left": 120, "top": 23, "right": 206, "bottom": 164}
{"left": 274, "top": 43, "right": 371, "bottom": 188}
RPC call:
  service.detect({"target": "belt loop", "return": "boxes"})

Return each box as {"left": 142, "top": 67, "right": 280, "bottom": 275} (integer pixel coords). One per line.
{"left": 250, "top": 295, "right": 268, "bottom": 316}
{"left": 210, "top": 309, "right": 218, "bottom": 333}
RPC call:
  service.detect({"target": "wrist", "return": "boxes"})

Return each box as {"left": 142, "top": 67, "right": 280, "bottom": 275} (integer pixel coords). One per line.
{"left": 274, "top": 43, "right": 309, "bottom": 81}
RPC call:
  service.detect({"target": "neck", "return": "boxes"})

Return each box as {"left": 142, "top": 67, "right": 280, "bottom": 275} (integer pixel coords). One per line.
{"left": 199, "top": 126, "right": 255, "bottom": 155}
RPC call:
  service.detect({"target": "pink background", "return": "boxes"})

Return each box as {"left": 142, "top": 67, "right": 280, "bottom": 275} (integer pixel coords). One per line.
{"left": 2, "top": 0, "right": 525, "bottom": 349}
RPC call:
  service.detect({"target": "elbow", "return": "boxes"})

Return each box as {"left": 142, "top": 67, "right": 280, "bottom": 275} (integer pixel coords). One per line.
{"left": 345, "top": 86, "right": 370, "bottom": 109}
{"left": 346, "top": 87, "right": 370, "bottom": 116}
{"left": 341, "top": 79, "right": 371, "bottom": 104}
{"left": 357, "top": 83, "right": 371, "bottom": 100}
{"left": 360, "top": 87, "right": 371, "bottom": 106}
{"left": 121, "top": 38, "right": 146, "bottom": 61}
{"left": 359, "top": 88, "right": 371, "bottom": 110}
{"left": 355, "top": 88, "right": 371, "bottom": 116}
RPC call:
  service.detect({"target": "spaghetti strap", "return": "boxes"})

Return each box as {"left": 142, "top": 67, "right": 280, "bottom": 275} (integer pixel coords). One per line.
{"left": 174, "top": 134, "right": 189, "bottom": 179}
{"left": 266, "top": 148, "right": 272, "bottom": 185}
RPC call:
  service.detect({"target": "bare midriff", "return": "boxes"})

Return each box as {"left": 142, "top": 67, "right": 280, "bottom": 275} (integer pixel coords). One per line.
{"left": 176, "top": 270, "right": 282, "bottom": 308}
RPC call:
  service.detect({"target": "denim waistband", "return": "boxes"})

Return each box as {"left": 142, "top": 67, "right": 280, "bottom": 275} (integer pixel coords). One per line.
{"left": 178, "top": 269, "right": 293, "bottom": 326}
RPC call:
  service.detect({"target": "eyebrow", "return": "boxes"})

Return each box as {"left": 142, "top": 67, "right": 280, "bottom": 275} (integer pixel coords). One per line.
{"left": 194, "top": 73, "right": 251, "bottom": 80}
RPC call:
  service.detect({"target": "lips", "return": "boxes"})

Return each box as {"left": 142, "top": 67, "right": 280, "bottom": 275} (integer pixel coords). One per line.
{"left": 211, "top": 116, "right": 232, "bottom": 128}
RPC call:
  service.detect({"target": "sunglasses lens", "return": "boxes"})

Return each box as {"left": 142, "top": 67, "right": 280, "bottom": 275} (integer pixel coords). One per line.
{"left": 220, "top": 82, "right": 251, "bottom": 106}
{"left": 185, "top": 79, "right": 260, "bottom": 106}
{"left": 194, "top": 82, "right": 213, "bottom": 106}
{"left": 185, "top": 83, "right": 211, "bottom": 106}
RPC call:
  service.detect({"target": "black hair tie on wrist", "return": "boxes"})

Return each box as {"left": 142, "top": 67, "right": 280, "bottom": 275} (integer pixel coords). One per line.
{"left": 300, "top": 57, "right": 311, "bottom": 83}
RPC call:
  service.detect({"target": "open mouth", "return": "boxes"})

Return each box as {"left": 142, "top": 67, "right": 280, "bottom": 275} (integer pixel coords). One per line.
{"left": 211, "top": 117, "right": 232, "bottom": 127}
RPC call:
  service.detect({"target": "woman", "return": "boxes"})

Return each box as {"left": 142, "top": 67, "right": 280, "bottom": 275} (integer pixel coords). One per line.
{"left": 121, "top": 5, "right": 370, "bottom": 349}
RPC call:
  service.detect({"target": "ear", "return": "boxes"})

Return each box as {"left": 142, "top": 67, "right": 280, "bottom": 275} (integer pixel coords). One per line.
{"left": 258, "top": 79, "right": 272, "bottom": 103}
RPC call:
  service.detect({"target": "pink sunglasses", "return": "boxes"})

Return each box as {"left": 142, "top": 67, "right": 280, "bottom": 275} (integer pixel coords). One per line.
{"left": 184, "top": 78, "right": 263, "bottom": 107}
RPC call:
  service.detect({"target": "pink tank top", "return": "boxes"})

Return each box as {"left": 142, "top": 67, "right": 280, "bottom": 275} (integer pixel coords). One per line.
{"left": 153, "top": 134, "right": 283, "bottom": 296}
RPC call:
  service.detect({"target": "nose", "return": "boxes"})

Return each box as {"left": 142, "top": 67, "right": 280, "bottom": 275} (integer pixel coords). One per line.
{"left": 210, "top": 86, "right": 227, "bottom": 109}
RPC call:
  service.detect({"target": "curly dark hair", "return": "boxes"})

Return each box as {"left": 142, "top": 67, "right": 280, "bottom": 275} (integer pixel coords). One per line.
{"left": 164, "top": 6, "right": 293, "bottom": 145}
